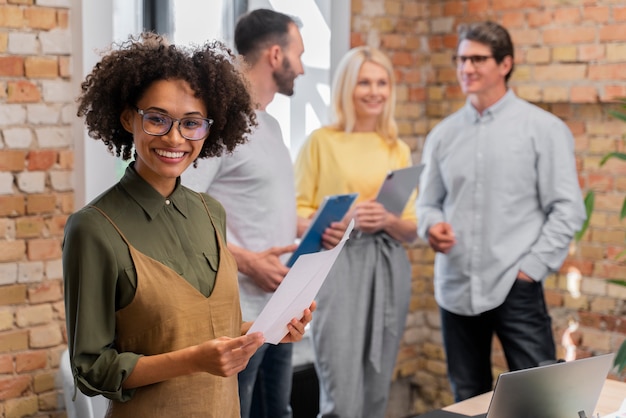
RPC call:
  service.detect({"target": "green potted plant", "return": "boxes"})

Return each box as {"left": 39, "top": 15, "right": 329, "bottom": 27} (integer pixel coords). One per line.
{"left": 577, "top": 98, "right": 626, "bottom": 374}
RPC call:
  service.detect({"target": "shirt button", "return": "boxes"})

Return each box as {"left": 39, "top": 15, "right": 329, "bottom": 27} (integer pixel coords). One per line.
{"left": 165, "top": 199, "right": 171, "bottom": 205}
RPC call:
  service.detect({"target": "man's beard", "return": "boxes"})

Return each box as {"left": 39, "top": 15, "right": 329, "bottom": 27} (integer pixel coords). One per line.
{"left": 273, "top": 57, "right": 297, "bottom": 96}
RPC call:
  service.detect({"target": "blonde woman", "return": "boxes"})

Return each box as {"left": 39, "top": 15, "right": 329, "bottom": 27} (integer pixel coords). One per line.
{"left": 294, "top": 46, "right": 417, "bottom": 418}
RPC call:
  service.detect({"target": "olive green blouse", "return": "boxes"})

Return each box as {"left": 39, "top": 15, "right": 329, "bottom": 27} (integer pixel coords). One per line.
{"left": 62, "top": 164, "right": 226, "bottom": 401}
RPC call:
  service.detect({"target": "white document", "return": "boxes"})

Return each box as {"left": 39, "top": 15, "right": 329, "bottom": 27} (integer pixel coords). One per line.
{"left": 247, "top": 220, "right": 354, "bottom": 344}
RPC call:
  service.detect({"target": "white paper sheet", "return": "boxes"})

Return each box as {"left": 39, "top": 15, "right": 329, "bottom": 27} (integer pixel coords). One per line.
{"left": 247, "top": 220, "right": 354, "bottom": 344}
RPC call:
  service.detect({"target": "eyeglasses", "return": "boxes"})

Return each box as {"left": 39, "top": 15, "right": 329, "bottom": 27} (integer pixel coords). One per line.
{"left": 452, "top": 55, "right": 494, "bottom": 67}
{"left": 135, "top": 107, "right": 214, "bottom": 141}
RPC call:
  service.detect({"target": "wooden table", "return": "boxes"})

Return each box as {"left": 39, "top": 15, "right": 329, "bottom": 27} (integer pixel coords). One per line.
{"left": 443, "top": 379, "right": 626, "bottom": 416}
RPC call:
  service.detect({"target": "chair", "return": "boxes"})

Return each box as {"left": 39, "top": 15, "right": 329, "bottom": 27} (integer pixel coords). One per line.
{"left": 58, "top": 349, "right": 109, "bottom": 418}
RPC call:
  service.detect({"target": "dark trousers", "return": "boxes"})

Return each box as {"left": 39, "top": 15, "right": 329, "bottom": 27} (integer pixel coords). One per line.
{"left": 440, "top": 278, "right": 556, "bottom": 402}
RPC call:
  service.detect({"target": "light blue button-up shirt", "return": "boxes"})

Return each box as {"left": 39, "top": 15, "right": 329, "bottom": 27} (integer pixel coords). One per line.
{"left": 417, "top": 90, "right": 586, "bottom": 315}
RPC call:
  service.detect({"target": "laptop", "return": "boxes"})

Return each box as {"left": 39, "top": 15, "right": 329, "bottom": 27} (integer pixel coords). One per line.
{"left": 475, "top": 353, "right": 615, "bottom": 418}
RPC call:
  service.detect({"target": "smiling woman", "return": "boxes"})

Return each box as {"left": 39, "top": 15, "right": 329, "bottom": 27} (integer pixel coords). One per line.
{"left": 63, "top": 32, "right": 315, "bottom": 418}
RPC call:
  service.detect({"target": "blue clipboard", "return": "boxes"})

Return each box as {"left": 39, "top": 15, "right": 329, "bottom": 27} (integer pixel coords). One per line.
{"left": 286, "top": 193, "right": 358, "bottom": 267}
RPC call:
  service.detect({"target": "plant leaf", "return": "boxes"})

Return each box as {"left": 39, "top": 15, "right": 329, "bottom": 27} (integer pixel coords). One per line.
{"left": 575, "top": 191, "right": 594, "bottom": 242}
{"left": 599, "top": 152, "right": 626, "bottom": 167}
{"left": 615, "top": 341, "right": 626, "bottom": 374}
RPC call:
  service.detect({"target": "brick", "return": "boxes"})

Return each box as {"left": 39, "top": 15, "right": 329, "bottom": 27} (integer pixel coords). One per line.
{"left": 527, "top": 10, "right": 552, "bottom": 27}
{"left": 2, "top": 128, "right": 33, "bottom": 149}
{"left": 0, "top": 354, "right": 13, "bottom": 373}
{"left": 0, "top": 329, "right": 28, "bottom": 352}
{"left": 24, "top": 57, "right": 58, "bottom": 78}
{"left": 0, "top": 262, "right": 18, "bottom": 286}
{"left": 58, "top": 57, "right": 73, "bottom": 78}
{"left": 15, "top": 304, "right": 52, "bottom": 328}
{"left": 492, "top": 0, "right": 541, "bottom": 9}
{"left": 57, "top": 9, "right": 69, "bottom": 28}
{"left": 583, "top": 6, "right": 609, "bottom": 23}
{"left": 29, "top": 324, "right": 63, "bottom": 348}
{"left": 39, "top": 389, "right": 60, "bottom": 411}
{"left": 571, "top": 86, "right": 598, "bottom": 103}
{"left": 50, "top": 170, "right": 72, "bottom": 191}
{"left": 45, "top": 259, "right": 62, "bottom": 280}
{"left": 27, "top": 150, "right": 57, "bottom": 171}
{"left": 35, "top": 127, "right": 72, "bottom": 148}
{"left": 543, "top": 86, "right": 568, "bottom": 102}
{"left": 554, "top": 7, "right": 581, "bottom": 24}
{"left": 0, "top": 6, "right": 23, "bottom": 28}
{"left": 15, "top": 217, "right": 45, "bottom": 238}
{"left": 33, "top": 371, "right": 55, "bottom": 393}
{"left": 59, "top": 192, "right": 73, "bottom": 214}
{"left": 501, "top": 11, "right": 525, "bottom": 28}
{"left": 27, "top": 238, "right": 61, "bottom": 261}
{"left": 525, "top": 47, "right": 550, "bottom": 64}
{"left": 45, "top": 215, "right": 66, "bottom": 237}
{"left": 508, "top": 29, "right": 541, "bottom": 46}
{"left": 15, "top": 350, "right": 47, "bottom": 372}
{"left": 17, "top": 261, "right": 44, "bottom": 284}
{"left": 0, "top": 240, "right": 26, "bottom": 263}
{"left": 0, "top": 32, "right": 7, "bottom": 52}
{"left": 4, "top": 394, "right": 38, "bottom": 418}
{"left": 0, "top": 150, "right": 26, "bottom": 172}
{"left": 553, "top": 46, "right": 577, "bottom": 62}
{"left": 16, "top": 171, "right": 46, "bottom": 194}
{"left": 599, "top": 24, "right": 626, "bottom": 42}
{"left": 587, "top": 172, "right": 613, "bottom": 191}
{"left": 606, "top": 44, "right": 626, "bottom": 63}
{"left": 24, "top": 7, "right": 57, "bottom": 30}
{"left": 0, "top": 375, "right": 31, "bottom": 401}
{"left": 594, "top": 262, "right": 626, "bottom": 279}
{"left": 27, "top": 280, "right": 62, "bottom": 304}
{"left": 534, "top": 64, "right": 587, "bottom": 81}
{"left": 0, "top": 309, "right": 13, "bottom": 331}
{"left": 11, "top": 32, "right": 39, "bottom": 57}
{"left": 616, "top": 6, "right": 626, "bottom": 22}
{"left": 7, "top": 81, "right": 41, "bottom": 104}
{"left": 467, "top": 0, "right": 489, "bottom": 13}
{"left": 443, "top": 1, "right": 464, "bottom": 16}
{"left": 0, "top": 56, "right": 23, "bottom": 77}
{"left": 39, "top": 28, "right": 71, "bottom": 55}
{"left": 25, "top": 194, "right": 56, "bottom": 215}
{"left": 543, "top": 27, "right": 596, "bottom": 44}
{"left": 578, "top": 44, "right": 605, "bottom": 61}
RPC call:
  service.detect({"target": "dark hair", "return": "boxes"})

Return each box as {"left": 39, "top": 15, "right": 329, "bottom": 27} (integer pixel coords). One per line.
{"left": 77, "top": 32, "right": 255, "bottom": 161}
{"left": 234, "top": 8, "right": 296, "bottom": 64}
{"left": 457, "top": 21, "right": 515, "bottom": 82}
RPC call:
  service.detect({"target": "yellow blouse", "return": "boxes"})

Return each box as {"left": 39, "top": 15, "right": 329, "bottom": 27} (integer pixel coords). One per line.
{"left": 294, "top": 127, "right": 417, "bottom": 222}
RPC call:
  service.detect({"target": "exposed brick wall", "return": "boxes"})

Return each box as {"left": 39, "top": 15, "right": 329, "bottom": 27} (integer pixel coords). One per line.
{"left": 0, "top": 0, "right": 72, "bottom": 416}
{"left": 350, "top": 0, "right": 626, "bottom": 416}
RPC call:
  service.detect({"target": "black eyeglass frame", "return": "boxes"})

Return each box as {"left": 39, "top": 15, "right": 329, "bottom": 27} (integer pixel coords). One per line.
{"left": 135, "top": 107, "right": 214, "bottom": 141}
{"left": 451, "top": 54, "right": 495, "bottom": 67}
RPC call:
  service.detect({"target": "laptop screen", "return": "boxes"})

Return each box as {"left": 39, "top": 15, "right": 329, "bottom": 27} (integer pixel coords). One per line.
{"left": 484, "top": 354, "right": 614, "bottom": 418}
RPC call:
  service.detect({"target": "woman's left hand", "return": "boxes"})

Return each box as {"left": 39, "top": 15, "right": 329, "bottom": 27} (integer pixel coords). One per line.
{"left": 353, "top": 200, "right": 390, "bottom": 234}
{"left": 280, "top": 301, "right": 316, "bottom": 343}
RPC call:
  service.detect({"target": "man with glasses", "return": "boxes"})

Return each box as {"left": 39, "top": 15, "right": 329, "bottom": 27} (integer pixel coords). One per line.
{"left": 182, "top": 8, "right": 304, "bottom": 418}
{"left": 416, "top": 21, "right": 586, "bottom": 402}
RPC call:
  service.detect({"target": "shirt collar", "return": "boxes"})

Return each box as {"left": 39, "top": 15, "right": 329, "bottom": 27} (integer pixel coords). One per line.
{"left": 119, "top": 163, "right": 190, "bottom": 220}
{"left": 464, "top": 89, "right": 516, "bottom": 122}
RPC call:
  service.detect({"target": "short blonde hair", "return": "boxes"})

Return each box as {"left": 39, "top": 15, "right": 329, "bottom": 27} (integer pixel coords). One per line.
{"left": 330, "top": 46, "right": 398, "bottom": 143}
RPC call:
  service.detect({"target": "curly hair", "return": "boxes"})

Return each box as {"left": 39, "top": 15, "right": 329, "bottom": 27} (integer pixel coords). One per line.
{"left": 77, "top": 32, "right": 256, "bottom": 161}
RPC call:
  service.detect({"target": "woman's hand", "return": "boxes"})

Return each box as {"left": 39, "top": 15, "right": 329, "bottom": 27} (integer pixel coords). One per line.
{"left": 192, "top": 333, "right": 265, "bottom": 377}
{"left": 280, "top": 301, "right": 316, "bottom": 343}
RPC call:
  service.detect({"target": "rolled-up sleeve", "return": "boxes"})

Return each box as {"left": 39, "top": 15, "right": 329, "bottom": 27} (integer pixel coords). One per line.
{"left": 63, "top": 209, "right": 140, "bottom": 401}
{"left": 520, "top": 118, "right": 586, "bottom": 280}
{"left": 416, "top": 128, "right": 447, "bottom": 241}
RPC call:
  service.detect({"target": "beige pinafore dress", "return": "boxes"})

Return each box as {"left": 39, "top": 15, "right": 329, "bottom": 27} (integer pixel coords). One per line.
{"left": 92, "top": 196, "right": 241, "bottom": 418}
